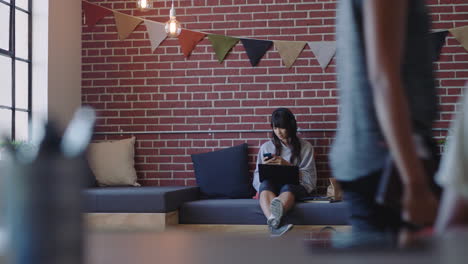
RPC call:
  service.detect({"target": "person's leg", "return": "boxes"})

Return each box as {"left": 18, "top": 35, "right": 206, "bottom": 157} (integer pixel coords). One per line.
{"left": 277, "top": 192, "right": 295, "bottom": 212}
{"left": 260, "top": 190, "right": 276, "bottom": 219}
{"left": 267, "top": 184, "right": 309, "bottom": 233}
{"left": 338, "top": 172, "right": 402, "bottom": 248}
{"left": 259, "top": 180, "right": 286, "bottom": 232}
{"left": 278, "top": 184, "right": 308, "bottom": 213}
{"left": 266, "top": 185, "right": 308, "bottom": 237}
{"left": 259, "top": 180, "right": 279, "bottom": 219}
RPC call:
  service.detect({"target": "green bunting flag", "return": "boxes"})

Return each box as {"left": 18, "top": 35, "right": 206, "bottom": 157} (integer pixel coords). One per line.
{"left": 207, "top": 34, "right": 240, "bottom": 63}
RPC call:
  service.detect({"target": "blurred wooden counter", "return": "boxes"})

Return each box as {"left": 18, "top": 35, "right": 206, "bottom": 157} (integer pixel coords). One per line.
{"left": 85, "top": 229, "right": 468, "bottom": 264}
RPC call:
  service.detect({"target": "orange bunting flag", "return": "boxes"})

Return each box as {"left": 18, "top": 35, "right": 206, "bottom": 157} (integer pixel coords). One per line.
{"left": 82, "top": 1, "right": 112, "bottom": 29}
{"left": 113, "top": 11, "right": 144, "bottom": 40}
{"left": 177, "top": 30, "right": 206, "bottom": 57}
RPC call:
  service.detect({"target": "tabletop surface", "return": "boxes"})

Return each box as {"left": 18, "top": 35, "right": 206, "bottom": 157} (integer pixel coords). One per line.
{"left": 85, "top": 229, "right": 468, "bottom": 264}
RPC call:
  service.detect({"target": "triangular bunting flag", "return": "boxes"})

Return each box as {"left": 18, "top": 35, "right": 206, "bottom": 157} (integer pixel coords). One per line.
{"left": 308, "top": 41, "right": 336, "bottom": 70}
{"left": 145, "top": 20, "right": 167, "bottom": 52}
{"left": 207, "top": 34, "right": 240, "bottom": 63}
{"left": 113, "top": 11, "right": 144, "bottom": 40}
{"left": 430, "top": 30, "right": 448, "bottom": 61}
{"left": 274, "top": 40, "right": 306, "bottom": 68}
{"left": 177, "top": 30, "right": 206, "bottom": 57}
{"left": 240, "top": 39, "right": 273, "bottom": 67}
{"left": 82, "top": 1, "right": 112, "bottom": 29}
{"left": 449, "top": 25, "right": 468, "bottom": 52}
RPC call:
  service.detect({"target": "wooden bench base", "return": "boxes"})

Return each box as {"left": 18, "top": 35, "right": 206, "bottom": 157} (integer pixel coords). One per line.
{"left": 175, "top": 224, "right": 351, "bottom": 235}
{"left": 85, "top": 211, "right": 178, "bottom": 232}
{"left": 85, "top": 212, "right": 350, "bottom": 235}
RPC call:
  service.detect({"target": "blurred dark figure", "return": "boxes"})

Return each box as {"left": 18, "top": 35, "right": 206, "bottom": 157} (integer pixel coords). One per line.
{"left": 330, "top": 0, "right": 439, "bottom": 247}
{"left": 6, "top": 107, "right": 95, "bottom": 264}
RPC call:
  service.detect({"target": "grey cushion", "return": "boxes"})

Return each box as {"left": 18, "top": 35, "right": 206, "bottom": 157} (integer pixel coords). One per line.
{"left": 83, "top": 186, "right": 200, "bottom": 213}
{"left": 179, "top": 199, "right": 349, "bottom": 225}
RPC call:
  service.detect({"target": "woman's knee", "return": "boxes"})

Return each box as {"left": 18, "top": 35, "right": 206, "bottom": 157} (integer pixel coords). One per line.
{"left": 259, "top": 180, "right": 276, "bottom": 194}
{"left": 279, "top": 191, "right": 295, "bottom": 200}
{"left": 280, "top": 184, "right": 306, "bottom": 199}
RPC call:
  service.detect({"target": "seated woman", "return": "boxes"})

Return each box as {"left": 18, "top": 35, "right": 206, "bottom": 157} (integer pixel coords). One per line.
{"left": 253, "top": 108, "right": 317, "bottom": 236}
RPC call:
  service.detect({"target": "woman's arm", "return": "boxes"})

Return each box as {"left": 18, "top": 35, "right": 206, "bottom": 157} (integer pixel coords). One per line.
{"left": 253, "top": 142, "right": 275, "bottom": 191}
{"left": 363, "top": 0, "right": 438, "bottom": 226}
{"left": 297, "top": 141, "right": 317, "bottom": 193}
{"left": 252, "top": 146, "right": 264, "bottom": 192}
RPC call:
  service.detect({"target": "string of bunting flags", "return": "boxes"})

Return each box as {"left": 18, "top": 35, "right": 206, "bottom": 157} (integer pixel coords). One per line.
{"left": 82, "top": 0, "right": 468, "bottom": 69}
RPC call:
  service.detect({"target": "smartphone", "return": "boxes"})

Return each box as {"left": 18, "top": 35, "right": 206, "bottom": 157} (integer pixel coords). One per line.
{"left": 263, "top": 153, "right": 273, "bottom": 160}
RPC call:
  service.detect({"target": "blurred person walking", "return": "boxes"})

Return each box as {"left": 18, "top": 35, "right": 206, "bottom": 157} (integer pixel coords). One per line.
{"left": 330, "top": 0, "right": 439, "bottom": 247}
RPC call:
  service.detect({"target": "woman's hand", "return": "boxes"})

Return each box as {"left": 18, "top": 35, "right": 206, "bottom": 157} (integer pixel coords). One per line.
{"left": 264, "top": 155, "right": 291, "bottom": 166}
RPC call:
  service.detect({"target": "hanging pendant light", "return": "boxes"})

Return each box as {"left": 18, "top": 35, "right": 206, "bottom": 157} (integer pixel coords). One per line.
{"left": 137, "top": 0, "right": 152, "bottom": 10}
{"left": 165, "top": 0, "right": 182, "bottom": 37}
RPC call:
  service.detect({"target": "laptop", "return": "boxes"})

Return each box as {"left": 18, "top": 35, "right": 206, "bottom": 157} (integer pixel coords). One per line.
{"left": 258, "top": 164, "right": 300, "bottom": 185}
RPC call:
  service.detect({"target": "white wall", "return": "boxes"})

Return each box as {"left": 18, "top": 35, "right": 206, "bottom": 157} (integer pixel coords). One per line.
{"left": 31, "top": 0, "right": 48, "bottom": 139}
{"left": 33, "top": 0, "right": 81, "bottom": 133}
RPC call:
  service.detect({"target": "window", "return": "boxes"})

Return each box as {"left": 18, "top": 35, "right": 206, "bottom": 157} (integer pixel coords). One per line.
{"left": 0, "top": 0, "right": 31, "bottom": 141}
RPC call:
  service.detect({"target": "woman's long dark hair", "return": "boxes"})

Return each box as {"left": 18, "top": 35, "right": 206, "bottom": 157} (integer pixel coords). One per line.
{"left": 270, "top": 108, "right": 301, "bottom": 164}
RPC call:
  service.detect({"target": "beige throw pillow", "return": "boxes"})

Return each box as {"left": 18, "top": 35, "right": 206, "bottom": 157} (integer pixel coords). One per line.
{"left": 87, "top": 137, "right": 140, "bottom": 187}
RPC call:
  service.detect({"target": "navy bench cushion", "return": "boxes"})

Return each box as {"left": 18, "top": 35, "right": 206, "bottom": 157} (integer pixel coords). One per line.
{"left": 191, "top": 143, "right": 254, "bottom": 199}
{"left": 179, "top": 199, "right": 349, "bottom": 225}
{"left": 83, "top": 186, "right": 200, "bottom": 213}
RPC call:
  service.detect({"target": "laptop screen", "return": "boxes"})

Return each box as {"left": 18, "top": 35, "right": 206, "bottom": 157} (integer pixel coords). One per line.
{"left": 258, "top": 164, "right": 299, "bottom": 185}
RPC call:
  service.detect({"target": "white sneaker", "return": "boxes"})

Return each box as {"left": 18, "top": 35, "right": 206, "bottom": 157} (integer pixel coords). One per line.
{"left": 268, "top": 198, "right": 283, "bottom": 229}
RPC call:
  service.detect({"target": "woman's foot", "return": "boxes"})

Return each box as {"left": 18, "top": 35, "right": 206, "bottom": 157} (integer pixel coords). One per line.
{"left": 270, "top": 224, "right": 293, "bottom": 237}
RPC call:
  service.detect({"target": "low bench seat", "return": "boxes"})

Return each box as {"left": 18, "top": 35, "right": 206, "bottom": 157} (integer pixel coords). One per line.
{"left": 83, "top": 186, "right": 350, "bottom": 232}
{"left": 83, "top": 186, "right": 200, "bottom": 231}
{"left": 179, "top": 199, "right": 349, "bottom": 225}
{"left": 83, "top": 186, "right": 200, "bottom": 213}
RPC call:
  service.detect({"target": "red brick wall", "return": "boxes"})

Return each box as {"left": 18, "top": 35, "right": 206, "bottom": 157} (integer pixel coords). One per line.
{"left": 82, "top": 0, "right": 468, "bottom": 193}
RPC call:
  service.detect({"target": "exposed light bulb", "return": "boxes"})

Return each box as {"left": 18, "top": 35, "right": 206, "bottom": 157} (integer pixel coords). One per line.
{"left": 165, "top": 2, "right": 182, "bottom": 37}
{"left": 138, "top": 0, "right": 151, "bottom": 10}
{"left": 165, "top": 18, "right": 181, "bottom": 37}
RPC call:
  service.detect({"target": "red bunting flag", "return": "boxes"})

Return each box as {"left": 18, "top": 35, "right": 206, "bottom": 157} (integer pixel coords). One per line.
{"left": 82, "top": 1, "right": 112, "bottom": 29}
{"left": 177, "top": 30, "right": 206, "bottom": 57}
